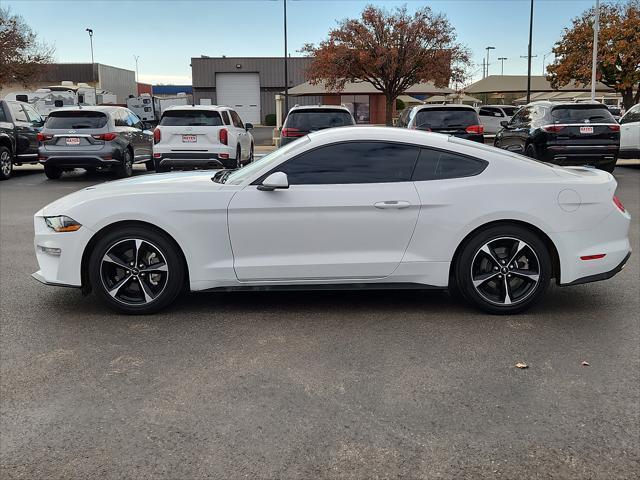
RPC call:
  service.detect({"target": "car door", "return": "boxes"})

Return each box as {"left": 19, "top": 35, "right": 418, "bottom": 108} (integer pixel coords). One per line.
{"left": 127, "top": 110, "right": 152, "bottom": 161}
{"left": 8, "top": 102, "right": 40, "bottom": 161}
{"left": 229, "top": 110, "right": 248, "bottom": 159}
{"left": 227, "top": 141, "right": 421, "bottom": 281}
{"left": 620, "top": 105, "right": 640, "bottom": 151}
{"left": 479, "top": 107, "right": 503, "bottom": 134}
{"left": 496, "top": 107, "right": 530, "bottom": 152}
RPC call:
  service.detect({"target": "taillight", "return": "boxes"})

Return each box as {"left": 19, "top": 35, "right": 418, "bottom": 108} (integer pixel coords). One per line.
{"left": 541, "top": 124, "right": 566, "bottom": 133}
{"left": 37, "top": 133, "right": 52, "bottom": 141}
{"left": 613, "top": 195, "right": 626, "bottom": 213}
{"left": 607, "top": 124, "right": 620, "bottom": 132}
{"left": 92, "top": 132, "right": 117, "bottom": 141}
{"left": 281, "top": 128, "right": 305, "bottom": 138}
{"left": 219, "top": 128, "right": 228, "bottom": 145}
{"left": 153, "top": 128, "right": 161, "bottom": 144}
{"left": 465, "top": 124, "right": 484, "bottom": 134}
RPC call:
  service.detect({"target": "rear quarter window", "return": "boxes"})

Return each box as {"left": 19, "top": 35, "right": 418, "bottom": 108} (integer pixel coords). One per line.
{"left": 412, "top": 148, "right": 488, "bottom": 181}
{"left": 44, "top": 111, "right": 108, "bottom": 129}
{"left": 285, "top": 109, "right": 355, "bottom": 131}
{"left": 159, "top": 110, "right": 223, "bottom": 126}
{"left": 415, "top": 108, "right": 479, "bottom": 128}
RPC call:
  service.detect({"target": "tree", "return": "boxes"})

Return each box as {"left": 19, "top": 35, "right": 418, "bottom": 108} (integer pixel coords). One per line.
{"left": 0, "top": 7, "right": 54, "bottom": 89}
{"left": 301, "top": 5, "right": 470, "bottom": 125}
{"left": 546, "top": 0, "right": 640, "bottom": 110}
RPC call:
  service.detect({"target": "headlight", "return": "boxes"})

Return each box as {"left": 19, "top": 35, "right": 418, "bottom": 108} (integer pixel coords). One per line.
{"left": 44, "top": 216, "right": 82, "bottom": 232}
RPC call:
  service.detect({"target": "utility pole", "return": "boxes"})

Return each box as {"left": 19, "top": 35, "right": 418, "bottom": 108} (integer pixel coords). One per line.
{"left": 283, "top": 0, "right": 289, "bottom": 120}
{"left": 133, "top": 55, "right": 140, "bottom": 83}
{"left": 482, "top": 58, "right": 486, "bottom": 79}
{"left": 542, "top": 51, "right": 553, "bottom": 75}
{"left": 86, "top": 28, "right": 98, "bottom": 105}
{"left": 485, "top": 46, "right": 495, "bottom": 77}
{"left": 526, "top": 0, "right": 534, "bottom": 104}
{"left": 590, "top": 0, "right": 600, "bottom": 101}
{"left": 498, "top": 57, "right": 507, "bottom": 75}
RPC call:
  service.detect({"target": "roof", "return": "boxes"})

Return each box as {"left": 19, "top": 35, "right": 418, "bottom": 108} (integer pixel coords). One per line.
{"left": 290, "top": 104, "right": 351, "bottom": 111}
{"left": 412, "top": 104, "right": 477, "bottom": 111}
{"left": 288, "top": 80, "right": 454, "bottom": 96}
{"left": 513, "top": 90, "right": 622, "bottom": 104}
{"left": 163, "top": 104, "right": 229, "bottom": 112}
{"left": 464, "top": 75, "right": 614, "bottom": 94}
{"left": 48, "top": 105, "right": 124, "bottom": 113}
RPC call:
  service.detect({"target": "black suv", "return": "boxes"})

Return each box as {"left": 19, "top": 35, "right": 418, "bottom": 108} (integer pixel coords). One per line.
{"left": 38, "top": 106, "right": 153, "bottom": 179}
{"left": 0, "top": 100, "right": 44, "bottom": 180}
{"left": 396, "top": 104, "right": 484, "bottom": 143}
{"left": 280, "top": 105, "right": 355, "bottom": 146}
{"left": 494, "top": 101, "right": 620, "bottom": 172}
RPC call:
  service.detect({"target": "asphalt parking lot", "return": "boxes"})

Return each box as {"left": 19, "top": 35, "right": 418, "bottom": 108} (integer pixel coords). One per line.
{"left": 1, "top": 165, "right": 639, "bottom": 479}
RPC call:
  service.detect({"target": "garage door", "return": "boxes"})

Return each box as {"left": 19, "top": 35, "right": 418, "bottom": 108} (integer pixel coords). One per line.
{"left": 216, "top": 73, "right": 261, "bottom": 125}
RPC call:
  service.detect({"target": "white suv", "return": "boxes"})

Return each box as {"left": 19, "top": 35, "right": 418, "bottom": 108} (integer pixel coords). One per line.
{"left": 152, "top": 105, "right": 254, "bottom": 172}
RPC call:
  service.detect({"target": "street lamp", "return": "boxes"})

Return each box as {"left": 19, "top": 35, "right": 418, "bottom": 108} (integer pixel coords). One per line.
{"left": 485, "top": 46, "right": 496, "bottom": 77}
{"left": 542, "top": 51, "right": 553, "bottom": 75}
{"left": 525, "top": 0, "right": 534, "bottom": 104}
{"left": 283, "top": 0, "right": 289, "bottom": 117}
{"left": 133, "top": 55, "right": 140, "bottom": 84}
{"left": 498, "top": 57, "right": 507, "bottom": 75}
{"left": 590, "top": 0, "right": 600, "bottom": 101}
{"left": 85, "top": 28, "right": 98, "bottom": 104}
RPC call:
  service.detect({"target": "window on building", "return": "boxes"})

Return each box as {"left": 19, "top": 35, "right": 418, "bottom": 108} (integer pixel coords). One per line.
{"left": 341, "top": 95, "right": 370, "bottom": 124}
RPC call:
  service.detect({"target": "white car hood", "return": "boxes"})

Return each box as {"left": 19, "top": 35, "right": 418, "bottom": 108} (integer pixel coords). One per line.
{"left": 40, "top": 170, "right": 229, "bottom": 216}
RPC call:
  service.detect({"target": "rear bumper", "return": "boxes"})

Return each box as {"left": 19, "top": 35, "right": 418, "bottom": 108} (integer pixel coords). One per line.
{"left": 561, "top": 251, "right": 631, "bottom": 286}
{"left": 154, "top": 152, "right": 231, "bottom": 169}
{"left": 542, "top": 145, "right": 619, "bottom": 165}
{"left": 618, "top": 148, "right": 640, "bottom": 159}
{"left": 38, "top": 145, "right": 122, "bottom": 168}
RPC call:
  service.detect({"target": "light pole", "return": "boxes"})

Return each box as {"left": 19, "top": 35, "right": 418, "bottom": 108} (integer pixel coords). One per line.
{"left": 590, "top": 0, "right": 600, "bottom": 101}
{"left": 498, "top": 57, "right": 507, "bottom": 75}
{"left": 283, "top": 0, "right": 289, "bottom": 118}
{"left": 525, "top": 0, "right": 534, "bottom": 104}
{"left": 86, "top": 28, "right": 98, "bottom": 104}
{"left": 485, "top": 46, "right": 495, "bottom": 77}
{"left": 133, "top": 55, "right": 140, "bottom": 84}
{"left": 541, "top": 51, "right": 553, "bottom": 75}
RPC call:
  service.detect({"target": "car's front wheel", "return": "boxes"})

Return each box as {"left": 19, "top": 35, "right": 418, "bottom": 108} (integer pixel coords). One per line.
{"left": 115, "top": 149, "right": 133, "bottom": 178}
{"left": 88, "top": 226, "right": 185, "bottom": 314}
{"left": 454, "top": 225, "right": 551, "bottom": 314}
{"left": 0, "top": 146, "right": 13, "bottom": 180}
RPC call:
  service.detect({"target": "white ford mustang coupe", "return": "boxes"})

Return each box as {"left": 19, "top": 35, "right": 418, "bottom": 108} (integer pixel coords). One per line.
{"left": 33, "top": 127, "right": 631, "bottom": 315}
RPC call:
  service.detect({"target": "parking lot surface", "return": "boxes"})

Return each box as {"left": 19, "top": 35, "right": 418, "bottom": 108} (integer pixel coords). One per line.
{"left": 1, "top": 165, "right": 639, "bottom": 479}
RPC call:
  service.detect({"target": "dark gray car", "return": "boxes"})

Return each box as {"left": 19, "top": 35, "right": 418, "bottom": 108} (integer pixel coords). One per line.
{"left": 37, "top": 106, "right": 153, "bottom": 179}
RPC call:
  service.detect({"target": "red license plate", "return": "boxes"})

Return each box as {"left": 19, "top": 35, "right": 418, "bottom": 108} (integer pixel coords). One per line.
{"left": 182, "top": 135, "right": 197, "bottom": 143}
{"left": 580, "top": 126, "right": 594, "bottom": 134}
{"left": 65, "top": 137, "right": 80, "bottom": 145}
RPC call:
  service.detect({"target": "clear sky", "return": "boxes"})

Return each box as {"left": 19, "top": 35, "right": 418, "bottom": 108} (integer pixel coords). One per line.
{"left": 4, "top": 0, "right": 613, "bottom": 85}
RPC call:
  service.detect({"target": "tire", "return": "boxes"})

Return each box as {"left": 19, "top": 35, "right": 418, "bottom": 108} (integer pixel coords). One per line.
{"left": 454, "top": 224, "right": 552, "bottom": 315}
{"left": 248, "top": 143, "right": 254, "bottom": 164}
{"left": 525, "top": 144, "right": 538, "bottom": 159}
{"left": 115, "top": 149, "right": 133, "bottom": 178}
{"left": 599, "top": 159, "right": 617, "bottom": 173}
{"left": 0, "top": 146, "right": 13, "bottom": 180}
{"left": 145, "top": 160, "right": 155, "bottom": 171}
{"left": 44, "top": 164, "right": 62, "bottom": 180}
{"left": 236, "top": 145, "right": 242, "bottom": 169}
{"left": 88, "top": 226, "right": 185, "bottom": 314}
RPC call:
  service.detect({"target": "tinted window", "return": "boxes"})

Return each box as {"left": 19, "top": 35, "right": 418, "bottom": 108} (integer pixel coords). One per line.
{"left": 620, "top": 105, "right": 640, "bottom": 124}
{"left": 415, "top": 108, "right": 478, "bottom": 128}
{"left": 9, "top": 103, "right": 28, "bottom": 122}
{"left": 44, "top": 111, "right": 108, "bottom": 129}
{"left": 22, "top": 104, "right": 43, "bottom": 124}
{"left": 551, "top": 105, "right": 615, "bottom": 123}
{"left": 159, "top": 110, "right": 223, "bottom": 126}
{"left": 510, "top": 107, "right": 533, "bottom": 125}
{"left": 0, "top": 105, "right": 8, "bottom": 123}
{"left": 221, "top": 111, "right": 230, "bottom": 125}
{"left": 284, "top": 109, "right": 354, "bottom": 132}
{"left": 502, "top": 107, "right": 519, "bottom": 117}
{"left": 127, "top": 111, "right": 142, "bottom": 129}
{"left": 275, "top": 141, "right": 418, "bottom": 185}
{"left": 230, "top": 110, "right": 244, "bottom": 128}
{"left": 412, "top": 148, "right": 487, "bottom": 181}
{"left": 479, "top": 107, "right": 503, "bottom": 118}
{"left": 113, "top": 110, "right": 128, "bottom": 127}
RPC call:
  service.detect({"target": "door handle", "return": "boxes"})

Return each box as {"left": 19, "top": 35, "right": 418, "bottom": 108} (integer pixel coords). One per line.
{"left": 374, "top": 200, "right": 410, "bottom": 209}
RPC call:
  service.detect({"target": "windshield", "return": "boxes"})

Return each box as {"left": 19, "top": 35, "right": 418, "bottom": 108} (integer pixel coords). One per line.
{"left": 160, "top": 110, "right": 223, "bottom": 126}
{"left": 551, "top": 105, "right": 615, "bottom": 123}
{"left": 219, "top": 137, "right": 312, "bottom": 185}
{"left": 44, "top": 111, "right": 108, "bottom": 129}
{"left": 415, "top": 108, "right": 478, "bottom": 128}
{"left": 284, "top": 109, "right": 354, "bottom": 131}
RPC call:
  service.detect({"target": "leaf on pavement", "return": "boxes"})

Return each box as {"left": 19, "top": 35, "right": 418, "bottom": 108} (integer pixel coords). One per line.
{"left": 515, "top": 362, "right": 529, "bottom": 369}
{"left": 581, "top": 361, "right": 590, "bottom": 367}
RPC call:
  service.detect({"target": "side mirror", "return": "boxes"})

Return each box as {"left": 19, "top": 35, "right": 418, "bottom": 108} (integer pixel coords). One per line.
{"left": 245, "top": 122, "right": 253, "bottom": 131}
{"left": 257, "top": 171, "right": 289, "bottom": 191}
{"left": 500, "top": 120, "right": 510, "bottom": 128}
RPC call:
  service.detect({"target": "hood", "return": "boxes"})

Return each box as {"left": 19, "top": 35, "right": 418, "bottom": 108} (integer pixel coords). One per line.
{"left": 41, "top": 170, "right": 228, "bottom": 216}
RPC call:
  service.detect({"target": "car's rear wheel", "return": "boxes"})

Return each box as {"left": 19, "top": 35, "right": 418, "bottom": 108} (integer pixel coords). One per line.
{"left": 454, "top": 225, "right": 551, "bottom": 314}
{"left": 145, "top": 160, "right": 155, "bottom": 171}
{"left": 115, "top": 149, "right": 133, "bottom": 178}
{"left": 525, "top": 144, "right": 538, "bottom": 159}
{"left": 88, "top": 226, "right": 185, "bottom": 314}
{"left": 248, "top": 143, "right": 254, "bottom": 164}
{"left": 0, "top": 146, "right": 13, "bottom": 180}
{"left": 236, "top": 145, "right": 242, "bottom": 169}
{"left": 600, "top": 158, "right": 617, "bottom": 173}
{"left": 44, "top": 164, "right": 62, "bottom": 180}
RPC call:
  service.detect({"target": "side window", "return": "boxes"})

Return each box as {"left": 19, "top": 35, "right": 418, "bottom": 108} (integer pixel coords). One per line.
{"left": 230, "top": 110, "right": 244, "bottom": 129}
{"left": 221, "top": 111, "right": 231, "bottom": 125}
{"left": 23, "top": 104, "right": 43, "bottom": 124}
{"left": 273, "top": 141, "right": 419, "bottom": 185}
{"left": 412, "top": 148, "right": 488, "bottom": 181}
{"left": 510, "top": 107, "right": 530, "bottom": 126}
{"left": 480, "top": 107, "right": 502, "bottom": 117}
{"left": 113, "top": 110, "right": 127, "bottom": 127}
{"left": 128, "top": 111, "right": 142, "bottom": 129}
{"left": 621, "top": 105, "right": 640, "bottom": 124}
{"left": 10, "top": 103, "right": 28, "bottom": 122}
{"left": 0, "top": 105, "right": 7, "bottom": 122}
